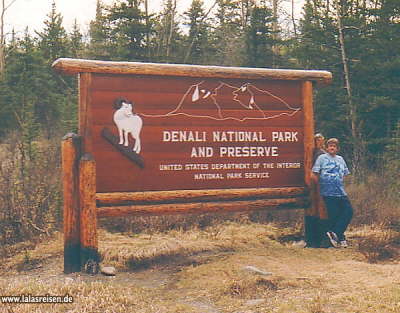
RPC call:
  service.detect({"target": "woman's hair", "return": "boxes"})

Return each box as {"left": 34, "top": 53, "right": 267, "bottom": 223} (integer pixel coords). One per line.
{"left": 314, "top": 133, "right": 324, "bottom": 140}
{"left": 314, "top": 133, "right": 325, "bottom": 149}
{"left": 327, "top": 138, "right": 339, "bottom": 146}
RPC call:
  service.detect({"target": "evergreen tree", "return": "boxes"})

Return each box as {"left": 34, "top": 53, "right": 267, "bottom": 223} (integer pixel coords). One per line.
{"left": 294, "top": 0, "right": 400, "bottom": 167}
{"left": 183, "top": 0, "right": 211, "bottom": 64}
{"left": 69, "top": 20, "right": 84, "bottom": 58}
{"left": 88, "top": 0, "right": 112, "bottom": 60}
{"left": 36, "top": 1, "right": 68, "bottom": 63}
{"left": 352, "top": 0, "right": 400, "bottom": 159}
{"left": 295, "top": 0, "right": 350, "bottom": 157}
{"left": 106, "top": 0, "right": 153, "bottom": 61}
{"left": 3, "top": 29, "right": 43, "bottom": 145}
{"left": 244, "top": 2, "right": 275, "bottom": 67}
{"left": 212, "top": 0, "right": 244, "bottom": 66}
{"left": 154, "top": 0, "right": 183, "bottom": 63}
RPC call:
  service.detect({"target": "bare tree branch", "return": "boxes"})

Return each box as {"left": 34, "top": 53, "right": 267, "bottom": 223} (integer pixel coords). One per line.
{"left": 4, "top": 0, "right": 18, "bottom": 12}
{"left": 184, "top": 0, "right": 218, "bottom": 63}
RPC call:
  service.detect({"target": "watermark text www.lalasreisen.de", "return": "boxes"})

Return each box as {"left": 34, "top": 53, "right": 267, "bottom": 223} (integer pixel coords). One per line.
{"left": 1, "top": 294, "right": 73, "bottom": 304}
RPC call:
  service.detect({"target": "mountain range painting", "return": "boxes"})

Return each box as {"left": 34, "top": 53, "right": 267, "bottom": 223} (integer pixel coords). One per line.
{"left": 141, "top": 80, "right": 301, "bottom": 122}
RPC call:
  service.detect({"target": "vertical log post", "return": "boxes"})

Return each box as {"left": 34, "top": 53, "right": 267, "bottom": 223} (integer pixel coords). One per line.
{"left": 302, "top": 80, "right": 315, "bottom": 189}
{"left": 302, "top": 80, "right": 320, "bottom": 246}
{"left": 62, "top": 133, "right": 81, "bottom": 274}
{"left": 79, "top": 153, "right": 100, "bottom": 273}
{"left": 79, "top": 73, "right": 93, "bottom": 155}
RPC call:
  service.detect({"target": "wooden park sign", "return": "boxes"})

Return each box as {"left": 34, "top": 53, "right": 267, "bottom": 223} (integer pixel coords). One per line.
{"left": 53, "top": 58, "right": 332, "bottom": 273}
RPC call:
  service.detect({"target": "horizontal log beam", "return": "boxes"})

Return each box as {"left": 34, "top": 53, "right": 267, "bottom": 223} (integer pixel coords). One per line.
{"left": 97, "top": 197, "right": 308, "bottom": 217}
{"left": 52, "top": 58, "right": 332, "bottom": 85}
{"left": 96, "top": 187, "right": 307, "bottom": 206}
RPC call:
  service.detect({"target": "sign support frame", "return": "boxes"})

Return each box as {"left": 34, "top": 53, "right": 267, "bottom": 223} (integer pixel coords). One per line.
{"left": 56, "top": 59, "right": 331, "bottom": 273}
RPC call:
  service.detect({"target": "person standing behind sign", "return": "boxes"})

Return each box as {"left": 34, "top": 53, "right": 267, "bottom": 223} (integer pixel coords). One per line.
{"left": 305, "top": 133, "right": 328, "bottom": 248}
{"left": 312, "top": 138, "right": 353, "bottom": 248}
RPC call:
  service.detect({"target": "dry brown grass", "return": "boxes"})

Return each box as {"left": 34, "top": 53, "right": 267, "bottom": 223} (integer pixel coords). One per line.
{"left": 346, "top": 172, "right": 400, "bottom": 225}
{"left": 99, "top": 221, "right": 287, "bottom": 270}
{"left": 1, "top": 222, "right": 400, "bottom": 312}
{"left": 0, "top": 135, "right": 62, "bottom": 248}
{"left": 352, "top": 224, "right": 400, "bottom": 263}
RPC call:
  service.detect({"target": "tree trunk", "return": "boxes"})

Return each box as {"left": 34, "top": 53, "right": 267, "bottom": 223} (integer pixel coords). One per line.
{"left": 0, "top": 0, "right": 18, "bottom": 80}
{"left": 144, "top": 0, "right": 150, "bottom": 60}
{"left": 271, "top": 0, "right": 279, "bottom": 68}
{"left": 335, "top": 0, "right": 361, "bottom": 174}
{"left": 183, "top": 0, "right": 218, "bottom": 64}
{"left": 291, "top": 0, "right": 297, "bottom": 38}
{"left": 0, "top": 0, "right": 6, "bottom": 79}
{"left": 166, "top": 0, "right": 176, "bottom": 60}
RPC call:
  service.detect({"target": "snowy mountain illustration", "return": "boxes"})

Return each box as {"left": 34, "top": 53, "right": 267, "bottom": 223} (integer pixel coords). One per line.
{"left": 141, "top": 81, "right": 300, "bottom": 122}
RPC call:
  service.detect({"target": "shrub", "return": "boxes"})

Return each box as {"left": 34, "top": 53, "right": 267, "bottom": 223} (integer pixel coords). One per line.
{"left": 0, "top": 131, "right": 62, "bottom": 246}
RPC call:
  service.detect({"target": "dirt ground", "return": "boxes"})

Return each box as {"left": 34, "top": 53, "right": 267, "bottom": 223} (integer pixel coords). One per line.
{"left": 1, "top": 223, "right": 400, "bottom": 313}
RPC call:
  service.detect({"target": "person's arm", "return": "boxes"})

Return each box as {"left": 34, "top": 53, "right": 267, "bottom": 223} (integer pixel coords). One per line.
{"left": 311, "top": 155, "right": 322, "bottom": 183}
{"left": 311, "top": 172, "right": 319, "bottom": 184}
{"left": 341, "top": 157, "right": 352, "bottom": 184}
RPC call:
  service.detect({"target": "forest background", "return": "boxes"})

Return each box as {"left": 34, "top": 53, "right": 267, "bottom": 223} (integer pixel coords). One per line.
{"left": 0, "top": 0, "right": 398, "bottom": 246}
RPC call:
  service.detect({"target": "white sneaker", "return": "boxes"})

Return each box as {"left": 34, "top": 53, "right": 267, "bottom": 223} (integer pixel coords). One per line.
{"left": 326, "top": 231, "right": 340, "bottom": 248}
{"left": 340, "top": 240, "right": 348, "bottom": 248}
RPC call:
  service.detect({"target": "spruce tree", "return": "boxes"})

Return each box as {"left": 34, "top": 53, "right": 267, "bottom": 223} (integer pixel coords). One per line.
{"left": 244, "top": 2, "right": 275, "bottom": 67}
{"left": 35, "top": 2, "right": 71, "bottom": 136}
{"left": 154, "top": 0, "right": 183, "bottom": 63}
{"left": 212, "top": 0, "right": 244, "bottom": 66}
{"left": 88, "top": 0, "right": 112, "bottom": 60}
{"left": 36, "top": 1, "right": 68, "bottom": 63}
{"left": 106, "top": 0, "right": 153, "bottom": 61}
{"left": 294, "top": 0, "right": 400, "bottom": 168}
{"left": 69, "top": 19, "right": 84, "bottom": 58}
{"left": 183, "top": 0, "right": 211, "bottom": 64}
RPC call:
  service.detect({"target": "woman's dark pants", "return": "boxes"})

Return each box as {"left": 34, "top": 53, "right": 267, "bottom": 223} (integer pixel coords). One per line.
{"left": 322, "top": 196, "right": 353, "bottom": 241}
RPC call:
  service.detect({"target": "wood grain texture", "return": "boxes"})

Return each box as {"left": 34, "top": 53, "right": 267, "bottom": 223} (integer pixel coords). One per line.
{"left": 96, "top": 187, "right": 307, "bottom": 206}
{"left": 62, "top": 133, "right": 81, "bottom": 274}
{"left": 53, "top": 58, "right": 332, "bottom": 85}
{"left": 79, "top": 153, "right": 98, "bottom": 267}
{"left": 97, "top": 197, "right": 308, "bottom": 217}
{"left": 302, "top": 81, "right": 314, "bottom": 188}
{"left": 88, "top": 74, "right": 305, "bottom": 192}
{"left": 101, "top": 127, "right": 144, "bottom": 168}
{"left": 79, "top": 73, "right": 93, "bottom": 155}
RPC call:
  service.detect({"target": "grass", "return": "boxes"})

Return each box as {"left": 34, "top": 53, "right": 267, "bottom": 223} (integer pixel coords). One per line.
{"left": 353, "top": 224, "right": 400, "bottom": 263}
{"left": 99, "top": 221, "right": 287, "bottom": 270}
{"left": 2, "top": 221, "right": 400, "bottom": 312}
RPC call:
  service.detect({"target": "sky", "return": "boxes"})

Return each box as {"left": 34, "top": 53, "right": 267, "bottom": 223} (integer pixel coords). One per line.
{"left": 4, "top": 0, "right": 305, "bottom": 37}
{"left": 5, "top": 0, "right": 207, "bottom": 35}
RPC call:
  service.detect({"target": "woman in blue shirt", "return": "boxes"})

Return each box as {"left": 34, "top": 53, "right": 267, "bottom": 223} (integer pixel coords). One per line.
{"left": 312, "top": 138, "right": 354, "bottom": 248}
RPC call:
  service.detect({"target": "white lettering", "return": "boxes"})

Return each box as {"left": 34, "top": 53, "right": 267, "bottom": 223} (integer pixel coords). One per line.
{"left": 159, "top": 164, "right": 183, "bottom": 170}
{"left": 244, "top": 172, "right": 270, "bottom": 179}
{"left": 227, "top": 173, "right": 242, "bottom": 179}
{"left": 194, "top": 173, "right": 225, "bottom": 180}
{"left": 163, "top": 131, "right": 171, "bottom": 142}
{"left": 185, "top": 164, "right": 209, "bottom": 170}
{"left": 219, "top": 146, "right": 279, "bottom": 157}
{"left": 191, "top": 147, "right": 213, "bottom": 158}
{"left": 276, "top": 162, "right": 301, "bottom": 168}
{"left": 213, "top": 131, "right": 267, "bottom": 142}
{"left": 271, "top": 131, "right": 299, "bottom": 142}
{"left": 163, "top": 131, "right": 206, "bottom": 142}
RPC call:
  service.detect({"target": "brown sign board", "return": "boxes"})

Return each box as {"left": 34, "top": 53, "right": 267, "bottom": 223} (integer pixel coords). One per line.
{"left": 53, "top": 59, "right": 331, "bottom": 195}
{"left": 55, "top": 59, "right": 332, "bottom": 273}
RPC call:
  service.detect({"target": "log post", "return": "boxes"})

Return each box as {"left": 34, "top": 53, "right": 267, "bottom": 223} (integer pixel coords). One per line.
{"left": 302, "top": 80, "right": 315, "bottom": 189}
{"left": 302, "top": 80, "right": 321, "bottom": 247}
{"left": 79, "top": 72, "right": 93, "bottom": 155}
{"left": 79, "top": 153, "right": 100, "bottom": 273}
{"left": 62, "top": 133, "right": 81, "bottom": 274}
